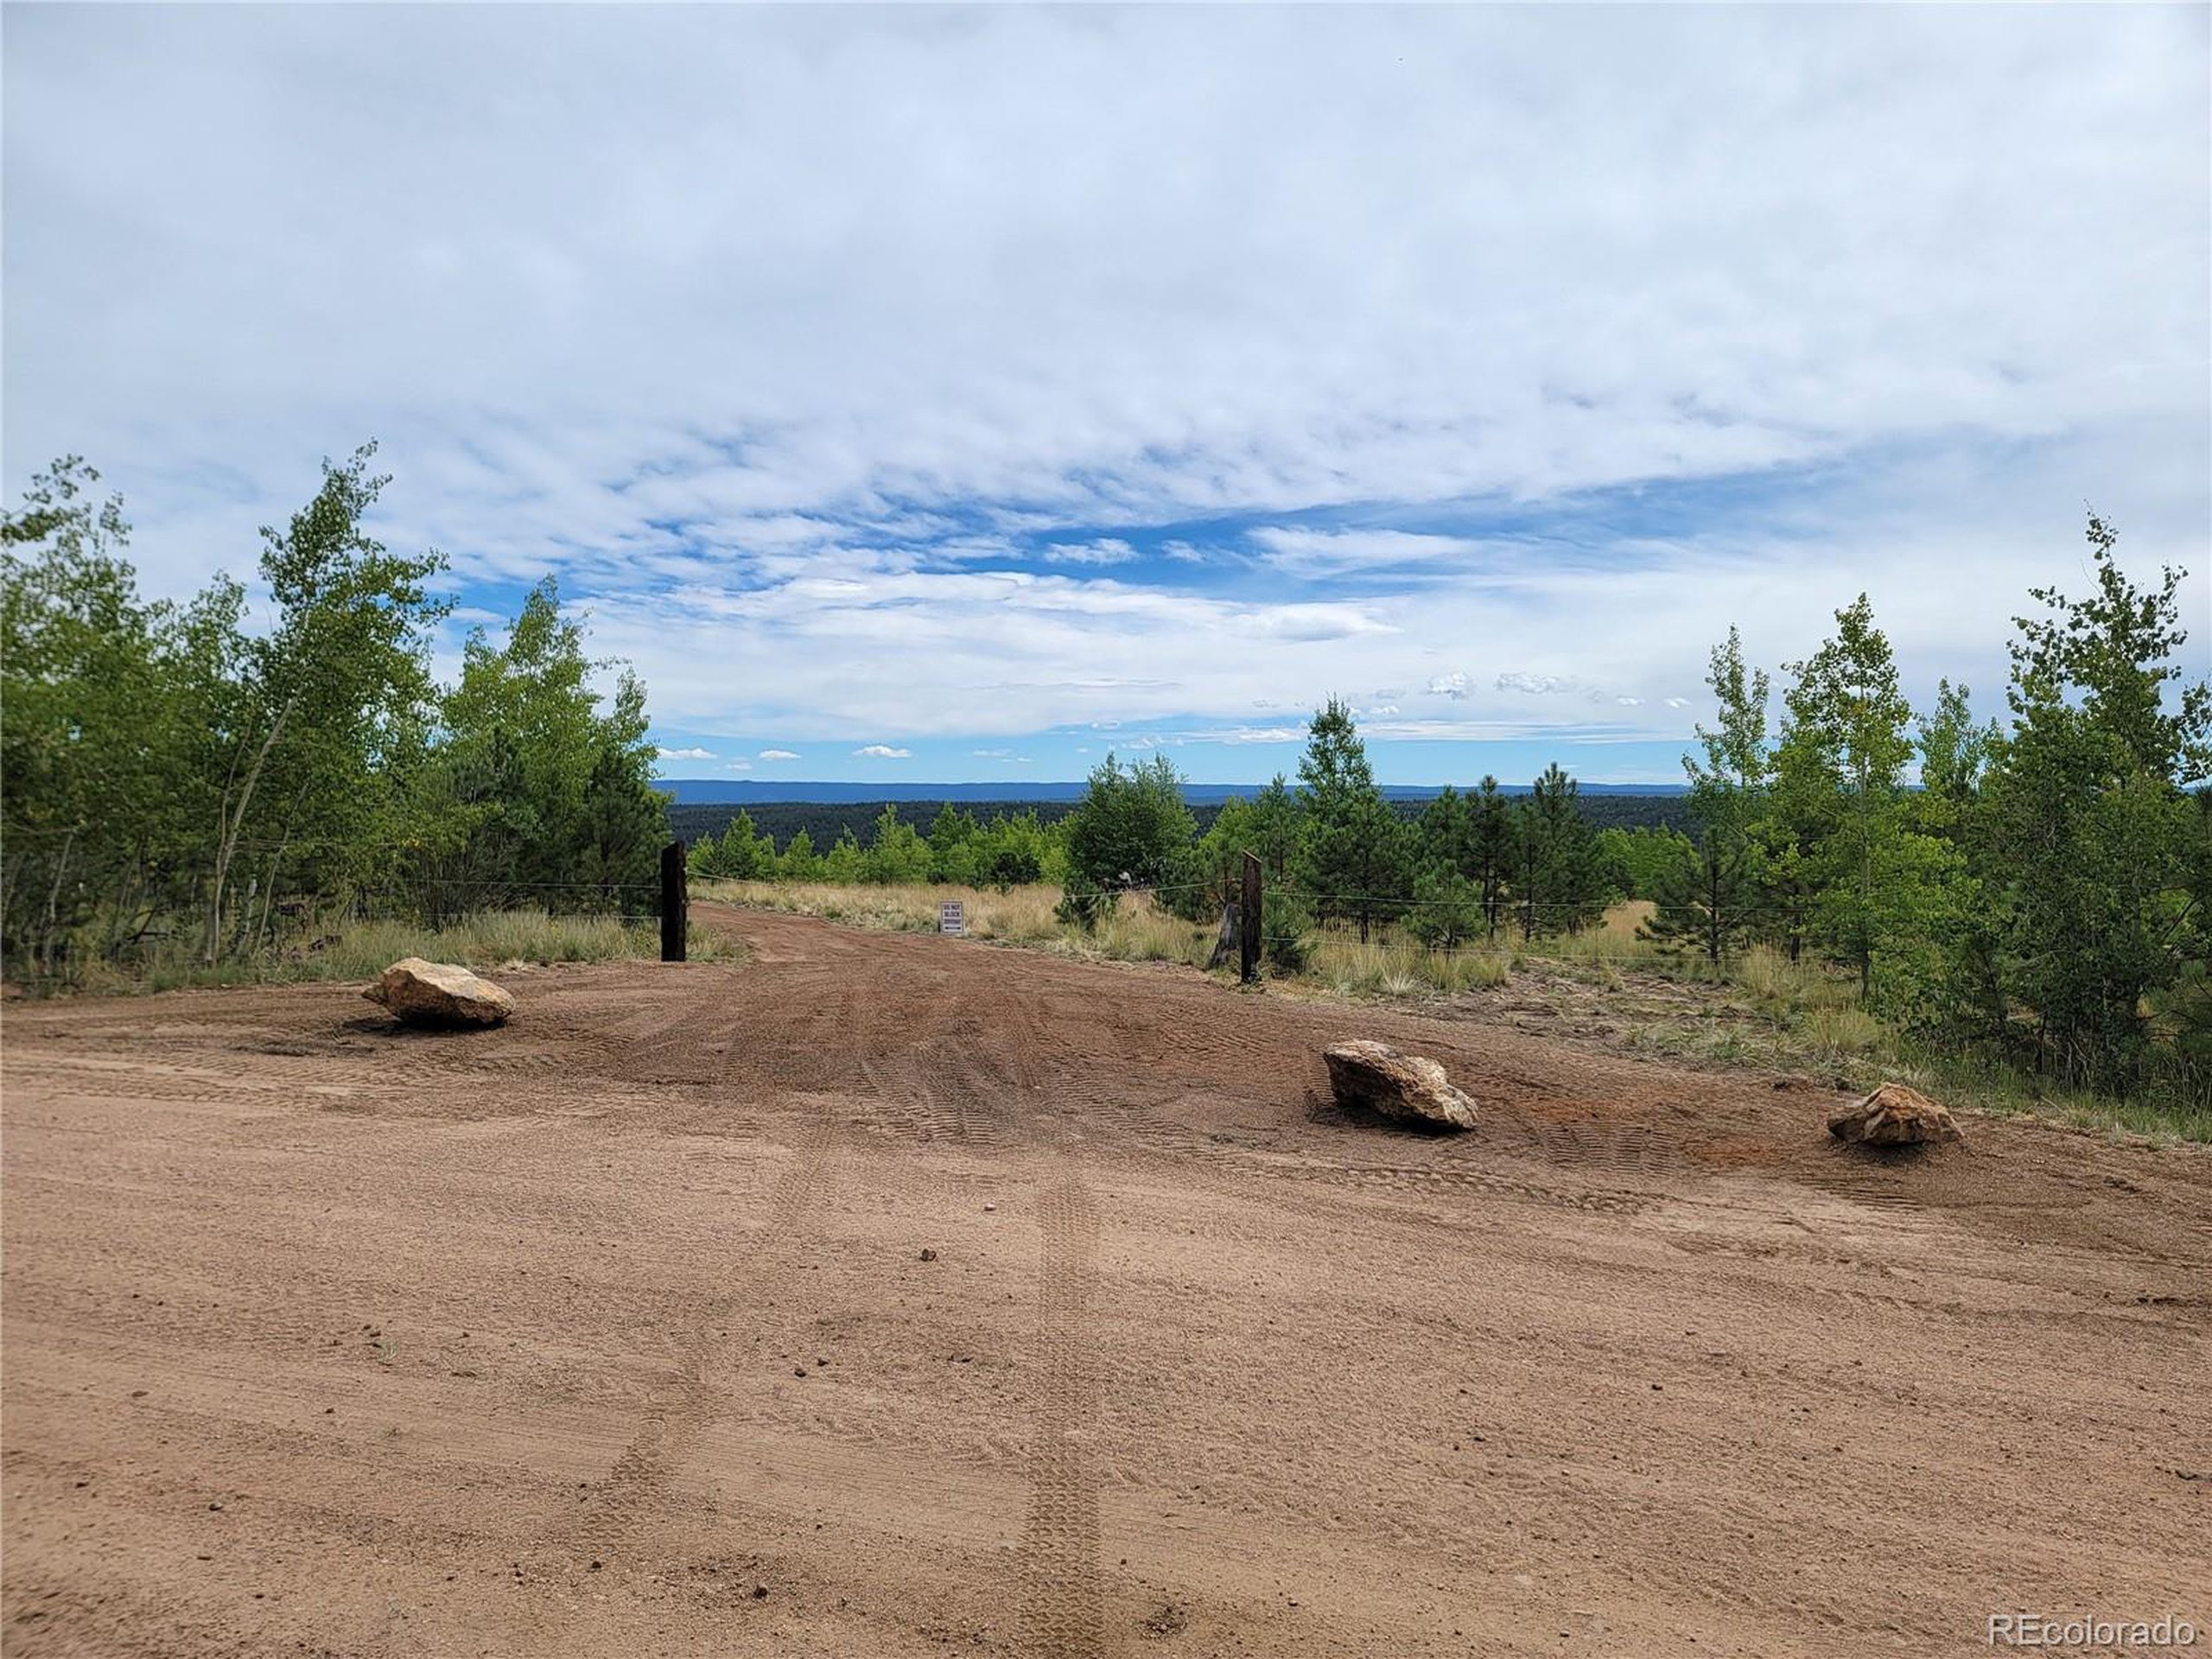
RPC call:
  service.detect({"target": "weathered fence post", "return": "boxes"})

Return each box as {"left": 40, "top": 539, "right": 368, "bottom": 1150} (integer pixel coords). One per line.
{"left": 660, "top": 841, "right": 687, "bottom": 963}
{"left": 1240, "top": 851, "right": 1262, "bottom": 985}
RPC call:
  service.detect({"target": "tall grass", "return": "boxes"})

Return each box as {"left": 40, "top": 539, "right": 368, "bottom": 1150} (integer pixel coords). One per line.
{"left": 1081, "top": 897, "right": 1216, "bottom": 968}
{"left": 1307, "top": 934, "right": 1510, "bottom": 996}
{"left": 698, "top": 880, "right": 1065, "bottom": 944}
{"left": 703, "top": 880, "right": 1220, "bottom": 968}
{"left": 71, "top": 909, "right": 683, "bottom": 995}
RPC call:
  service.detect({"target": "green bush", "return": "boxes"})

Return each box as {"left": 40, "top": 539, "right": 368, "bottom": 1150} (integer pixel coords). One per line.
{"left": 1262, "top": 887, "right": 1314, "bottom": 974}
{"left": 1055, "top": 887, "right": 1109, "bottom": 932}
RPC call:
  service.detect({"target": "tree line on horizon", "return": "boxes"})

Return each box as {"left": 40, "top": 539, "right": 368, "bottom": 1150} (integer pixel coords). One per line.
{"left": 4, "top": 454, "right": 2203, "bottom": 1104}
{"left": 667, "top": 788, "right": 1696, "bottom": 855}
{"left": 2, "top": 452, "right": 671, "bottom": 979}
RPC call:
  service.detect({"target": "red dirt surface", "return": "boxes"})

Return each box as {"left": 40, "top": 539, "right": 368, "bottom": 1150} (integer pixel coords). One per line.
{"left": 4, "top": 903, "right": 2208, "bottom": 1656}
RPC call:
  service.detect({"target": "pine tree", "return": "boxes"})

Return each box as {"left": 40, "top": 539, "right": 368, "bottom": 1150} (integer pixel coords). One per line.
{"left": 1247, "top": 774, "right": 1302, "bottom": 886}
{"left": 1296, "top": 698, "right": 1408, "bottom": 942}
{"left": 579, "top": 741, "right": 666, "bottom": 909}
{"left": 1469, "top": 777, "right": 1512, "bottom": 939}
{"left": 1977, "top": 514, "right": 2211, "bottom": 1091}
{"left": 1643, "top": 830, "right": 1760, "bottom": 969}
{"left": 1647, "top": 627, "right": 1770, "bottom": 966}
{"left": 1408, "top": 867, "right": 1483, "bottom": 950}
{"left": 1417, "top": 785, "right": 1472, "bottom": 878}
{"left": 1771, "top": 594, "right": 1916, "bottom": 999}
{"left": 1510, "top": 764, "right": 1605, "bottom": 938}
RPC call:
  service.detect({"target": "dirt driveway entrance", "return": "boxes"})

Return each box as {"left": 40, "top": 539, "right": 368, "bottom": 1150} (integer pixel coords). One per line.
{"left": 4, "top": 905, "right": 2206, "bottom": 1656}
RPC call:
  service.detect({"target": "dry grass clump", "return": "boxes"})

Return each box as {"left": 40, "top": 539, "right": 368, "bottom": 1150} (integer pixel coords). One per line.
{"left": 1802, "top": 1003, "right": 1885, "bottom": 1057}
{"left": 1306, "top": 934, "right": 1510, "bottom": 997}
{"left": 1092, "top": 899, "right": 1215, "bottom": 967}
{"left": 704, "top": 880, "right": 1214, "bottom": 966}
{"left": 697, "top": 880, "right": 1064, "bottom": 944}
{"left": 84, "top": 909, "right": 677, "bottom": 995}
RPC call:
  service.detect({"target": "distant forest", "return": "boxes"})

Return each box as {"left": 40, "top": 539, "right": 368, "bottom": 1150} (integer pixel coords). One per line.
{"left": 669, "top": 791, "right": 1697, "bottom": 850}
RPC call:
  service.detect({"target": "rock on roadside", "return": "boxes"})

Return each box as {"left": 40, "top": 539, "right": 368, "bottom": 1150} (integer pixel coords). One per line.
{"left": 1827, "top": 1081, "right": 1962, "bottom": 1147}
{"left": 1324, "top": 1040, "right": 1478, "bottom": 1131}
{"left": 363, "top": 958, "right": 515, "bottom": 1028}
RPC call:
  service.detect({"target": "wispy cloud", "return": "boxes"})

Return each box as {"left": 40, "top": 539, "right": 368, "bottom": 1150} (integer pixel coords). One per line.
{"left": 758, "top": 748, "right": 800, "bottom": 760}
{"left": 1248, "top": 527, "right": 1481, "bottom": 581}
{"left": 1041, "top": 538, "right": 1137, "bottom": 567}
{"left": 656, "top": 745, "right": 715, "bottom": 760}
{"left": 853, "top": 744, "right": 911, "bottom": 760}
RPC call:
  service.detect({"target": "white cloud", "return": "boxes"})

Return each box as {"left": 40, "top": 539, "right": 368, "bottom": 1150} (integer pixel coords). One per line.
{"left": 1496, "top": 672, "right": 1578, "bottom": 696}
{"left": 1216, "top": 726, "right": 1308, "bottom": 745}
{"left": 656, "top": 745, "right": 715, "bottom": 760}
{"left": 758, "top": 748, "right": 800, "bottom": 760}
{"left": 1041, "top": 538, "right": 1137, "bottom": 566}
{"left": 853, "top": 744, "right": 911, "bottom": 759}
{"left": 1427, "top": 672, "right": 1471, "bottom": 700}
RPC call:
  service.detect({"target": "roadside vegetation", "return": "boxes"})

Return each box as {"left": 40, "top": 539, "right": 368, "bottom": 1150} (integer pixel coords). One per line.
{"left": 698, "top": 515, "right": 2209, "bottom": 1138}
{"left": 81, "top": 909, "right": 701, "bottom": 996}
{"left": 3, "top": 453, "right": 674, "bottom": 988}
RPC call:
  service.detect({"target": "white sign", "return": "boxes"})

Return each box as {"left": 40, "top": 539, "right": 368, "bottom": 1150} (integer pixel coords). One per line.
{"left": 938, "top": 900, "right": 965, "bottom": 937}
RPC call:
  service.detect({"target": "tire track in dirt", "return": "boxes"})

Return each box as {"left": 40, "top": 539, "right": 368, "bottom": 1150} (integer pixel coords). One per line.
{"left": 957, "top": 968, "right": 1112, "bottom": 1659}
{"left": 584, "top": 1103, "right": 837, "bottom": 1541}
{"left": 575, "top": 969, "right": 853, "bottom": 1559}
{"left": 1262, "top": 1156, "right": 1653, "bottom": 1216}
{"left": 1020, "top": 1169, "right": 1106, "bottom": 1659}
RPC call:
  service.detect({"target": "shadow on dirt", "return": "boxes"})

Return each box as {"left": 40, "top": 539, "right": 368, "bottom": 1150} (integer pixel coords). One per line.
{"left": 340, "top": 1013, "right": 505, "bottom": 1041}
{"left": 1301, "top": 1084, "right": 1470, "bottom": 1139}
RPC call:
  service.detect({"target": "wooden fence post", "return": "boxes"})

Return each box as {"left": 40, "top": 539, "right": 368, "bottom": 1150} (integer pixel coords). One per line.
{"left": 1240, "top": 851, "right": 1262, "bottom": 985}
{"left": 661, "top": 841, "right": 687, "bottom": 963}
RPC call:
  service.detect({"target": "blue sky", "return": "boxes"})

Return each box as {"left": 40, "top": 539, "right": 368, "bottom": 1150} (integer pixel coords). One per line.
{"left": 5, "top": 5, "right": 2207, "bottom": 787}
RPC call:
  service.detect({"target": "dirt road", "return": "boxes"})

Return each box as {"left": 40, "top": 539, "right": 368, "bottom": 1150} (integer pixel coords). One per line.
{"left": 4, "top": 905, "right": 2208, "bottom": 1656}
